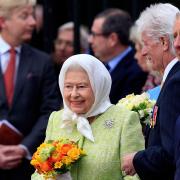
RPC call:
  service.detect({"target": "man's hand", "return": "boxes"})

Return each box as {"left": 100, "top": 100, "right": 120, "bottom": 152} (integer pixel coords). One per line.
{"left": 0, "top": 145, "right": 27, "bottom": 169}
{"left": 122, "top": 152, "right": 137, "bottom": 176}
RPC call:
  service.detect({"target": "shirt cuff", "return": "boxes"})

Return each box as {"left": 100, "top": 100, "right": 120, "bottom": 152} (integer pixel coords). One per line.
{"left": 19, "top": 144, "right": 32, "bottom": 160}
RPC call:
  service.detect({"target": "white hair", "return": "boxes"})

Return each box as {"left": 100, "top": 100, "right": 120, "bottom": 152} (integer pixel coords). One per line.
{"left": 58, "top": 22, "right": 89, "bottom": 50}
{"left": 129, "top": 22, "right": 142, "bottom": 46}
{"left": 136, "top": 3, "right": 179, "bottom": 55}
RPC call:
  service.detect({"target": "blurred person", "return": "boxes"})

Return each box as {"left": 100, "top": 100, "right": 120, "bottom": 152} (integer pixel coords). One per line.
{"left": 121, "top": 3, "right": 180, "bottom": 180}
{"left": 52, "top": 22, "right": 89, "bottom": 77}
{"left": 0, "top": 0, "right": 61, "bottom": 179}
{"left": 173, "top": 12, "right": 180, "bottom": 180}
{"left": 130, "top": 23, "right": 162, "bottom": 100}
{"left": 32, "top": 54, "right": 144, "bottom": 180}
{"left": 29, "top": 4, "right": 44, "bottom": 50}
{"left": 89, "top": 8, "right": 147, "bottom": 104}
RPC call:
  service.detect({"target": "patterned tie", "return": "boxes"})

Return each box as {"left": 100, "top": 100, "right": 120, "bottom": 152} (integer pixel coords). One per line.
{"left": 4, "top": 48, "right": 16, "bottom": 106}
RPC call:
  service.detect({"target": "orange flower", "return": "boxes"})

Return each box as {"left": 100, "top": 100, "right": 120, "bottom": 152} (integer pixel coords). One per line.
{"left": 50, "top": 150, "right": 63, "bottom": 162}
{"left": 39, "top": 160, "right": 52, "bottom": 172}
{"left": 61, "top": 144, "right": 73, "bottom": 155}
{"left": 31, "top": 139, "right": 86, "bottom": 179}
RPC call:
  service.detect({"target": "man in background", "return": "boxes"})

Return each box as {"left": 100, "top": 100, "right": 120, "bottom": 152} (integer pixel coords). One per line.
{"left": 0, "top": 0, "right": 61, "bottom": 179}
{"left": 89, "top": 8, "right": 147, "bottom": 104}
{"left": 52, "top": 22, "right": 89, "bottom": 77}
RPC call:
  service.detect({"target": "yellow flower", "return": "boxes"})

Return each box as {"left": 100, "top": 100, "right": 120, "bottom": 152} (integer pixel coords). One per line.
{"left": 126, "top": 103, "right": 133, "bottom": 110}
{"left": 67, "top": 147, "right": 81, "bottom": 160}
{"left": 31, "top": 138, "right": 86, "bottom": 179}
{"left": 54, "top": 161, "right": 63, "bottom": 169}
{"left": 30, "top": 159, "right": 39, "bottom": 166}
{"left": 62, "top": 156, "right": 73, "bottom": 165}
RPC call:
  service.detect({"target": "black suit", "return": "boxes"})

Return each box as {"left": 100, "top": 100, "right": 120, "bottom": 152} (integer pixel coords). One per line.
{"left": 133, "top": 61, "right": 180, "bottom": 180}
{"left": 0, "top": 44, "right": 61, "bottom": 179}
{"left": 175, "top": 115, "right": 180, "bottom": 180}
{"left": 109, "top": 48, "right": 147, "bottom": 104}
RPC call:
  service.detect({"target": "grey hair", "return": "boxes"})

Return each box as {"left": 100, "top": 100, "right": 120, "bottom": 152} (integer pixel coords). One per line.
{"left": 129, "top": 22, "right": 142, "bottom": 46}
{"left": 58, "top": 22, "right": 89, "bottom": 50}
{"left": 136, "top": 3, "right": 179, "bottom": 55}
{"left": 0, "top": 0, "right": 36, "bottom": 18}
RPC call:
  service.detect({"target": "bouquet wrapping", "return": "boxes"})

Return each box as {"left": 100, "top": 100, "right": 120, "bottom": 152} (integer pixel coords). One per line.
{"left": 117, "top": 93, "right": 155, "bottom": 125}
{"left": 31, "top": 139, "right": 86, "bottom": 179}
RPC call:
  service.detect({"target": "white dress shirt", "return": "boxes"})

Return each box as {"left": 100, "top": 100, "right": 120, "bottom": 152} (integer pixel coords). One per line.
{"left": 162, "top": 58, "right": 179, "bottom": 83}
{"left": 0, "top": 35, "right": 21, "bottom": 83}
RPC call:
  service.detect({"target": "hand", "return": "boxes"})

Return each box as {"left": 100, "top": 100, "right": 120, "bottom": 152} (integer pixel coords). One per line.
{"left": 0, "top": 145, "right": 27, "bottom": 169}
{"left": 121, "top": 152, "right": 137, "bottom": 176}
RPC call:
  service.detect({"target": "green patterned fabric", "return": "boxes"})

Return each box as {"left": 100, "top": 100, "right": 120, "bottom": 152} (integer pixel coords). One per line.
{"left": 32, "top": 105, "right": 144, "bottom": 180}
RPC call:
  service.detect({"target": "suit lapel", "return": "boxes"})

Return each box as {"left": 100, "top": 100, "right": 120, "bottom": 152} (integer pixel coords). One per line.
{"left": 156, "top": 61, "right": 180, "bottom": 104}
{"left": 12, "top": 45, "right": 32, "bottom": 106}
{"left": 0, "top": 67, "right": 8, "bottom": 107}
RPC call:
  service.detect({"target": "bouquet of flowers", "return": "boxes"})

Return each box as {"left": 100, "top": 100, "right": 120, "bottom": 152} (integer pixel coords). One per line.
{"left": 117, "top": 93, "right": 155, "bottom": 125}
{"left": 31, "top": 139, "right": 86, "bottom": 179}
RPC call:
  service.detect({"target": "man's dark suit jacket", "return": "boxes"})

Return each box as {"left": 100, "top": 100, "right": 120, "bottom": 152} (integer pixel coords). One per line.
{"left": 175, "top": 115, "right": 180, "bottom": 180}
{"left": 109, "top": 48, "right": 147, "bottom": 104}
{"left": 133, "top": 61, "right": 180, "bottom": 180}
{"left": 0, "top": 44, "right": 61, "bottom": 179}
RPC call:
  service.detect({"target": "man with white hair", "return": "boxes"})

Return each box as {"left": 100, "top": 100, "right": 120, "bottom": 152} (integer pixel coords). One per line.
{"left": 122, "top": 3, "right": 180, "bottom": 180}
{"left": 173, "top": 12, "right": 180, "bottom": 180}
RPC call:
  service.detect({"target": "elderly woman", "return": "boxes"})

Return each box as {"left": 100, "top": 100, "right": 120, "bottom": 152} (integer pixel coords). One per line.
{"left": 32, "top": 54, "right": 144, "bottom": 180}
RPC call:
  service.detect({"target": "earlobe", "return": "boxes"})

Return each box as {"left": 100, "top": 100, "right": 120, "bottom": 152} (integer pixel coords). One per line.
{"left": 109, "top": 32, "right": 118, "bottom": 47}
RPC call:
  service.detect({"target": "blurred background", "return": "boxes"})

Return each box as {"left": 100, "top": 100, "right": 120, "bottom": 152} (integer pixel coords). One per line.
{"left": 33, "top": 0, "right": 180, "bottom": 53}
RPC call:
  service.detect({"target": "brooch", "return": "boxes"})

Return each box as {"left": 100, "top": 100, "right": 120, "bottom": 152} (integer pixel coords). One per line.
{"left": 104, "top": 119, "right": 114, "bottom": 128}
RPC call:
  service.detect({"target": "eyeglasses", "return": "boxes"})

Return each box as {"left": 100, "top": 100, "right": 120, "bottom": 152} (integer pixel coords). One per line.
{"left": 90, "top": 31, "right": 105, "bottom": 37}
{"left": 55, "top": 39, "right": 73, "bottom": 47}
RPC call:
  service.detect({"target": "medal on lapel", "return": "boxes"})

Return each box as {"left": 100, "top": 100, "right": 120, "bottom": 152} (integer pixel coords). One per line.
{"left": 150, "top": 105, "right": 158, "bottom": 128}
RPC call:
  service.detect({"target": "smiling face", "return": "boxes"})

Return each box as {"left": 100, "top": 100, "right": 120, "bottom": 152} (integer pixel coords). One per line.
{"left": 141, "top": 31, "right": 164, "bottom": 72}
{"left": 63, "top": 68, "right": 95, "bottom": 115}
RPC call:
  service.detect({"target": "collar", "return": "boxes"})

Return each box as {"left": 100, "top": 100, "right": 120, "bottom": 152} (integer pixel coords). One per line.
{"left": 107, "top": 46, "right": 132, "bottom": 72}
{"left": 162, "top": 58, "right": 179, "bottom": 83}
{"left": 0, "top": 35, "right": 21, "bottom": 54}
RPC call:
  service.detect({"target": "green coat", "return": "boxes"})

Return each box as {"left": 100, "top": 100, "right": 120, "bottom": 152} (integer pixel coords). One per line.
{"left": 32, "top": 105, "right": 144, "bottom": 180}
